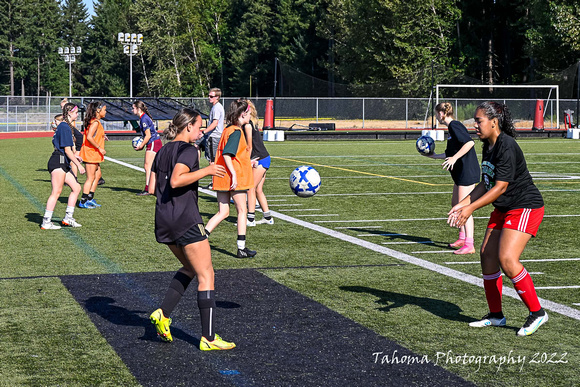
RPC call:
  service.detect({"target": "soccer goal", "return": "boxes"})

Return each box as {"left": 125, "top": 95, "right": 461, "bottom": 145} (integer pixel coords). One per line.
{"left": 435, "top": 84, "right": 560, "bottom": 129}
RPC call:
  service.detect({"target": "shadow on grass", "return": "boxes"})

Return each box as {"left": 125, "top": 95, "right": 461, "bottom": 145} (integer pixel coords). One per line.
{"left": 340, "top": 285, "right": 475, "bottom": 323}
{"left": 25, "top": 212, "right": 44, "bottom": 225}
{"left": 84, "top": 296, "right": 200, "bottom": 346}
{"left": 102, "top": 186, "right": 144, "bottom": 194}
{"left": 348, "top": 227, "right": 454, "bottom": 250}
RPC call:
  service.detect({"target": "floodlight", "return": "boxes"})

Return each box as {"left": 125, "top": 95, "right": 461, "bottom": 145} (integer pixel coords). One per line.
{"left": 131, "top": 33, "right": 137, "bottom": 43}
{"left": 124, "top": 46, "right": 130, "bottom": 55}
{"left": 118, "top": 32, "right": 124, "bottom": 42}
{"left": 70, "top": 47, "right": 76, "bottom": 54}
{"left": 132, "top": 44, "right": 138, "bottom": 54}
{"left": 76, "top": 46, "right": 81, "bottom": 54}
{"left": 64, "top": 47, "right": 69, "bottom": 54}
{"left": 58, "top": 47, "right": 63, "bottom": 55}
{"left": 70, "top": 55, "right": 76, "bottom": 63}
{"left": 137, "top": 34, "right": 143, "bottom": 44}
{"left": 64, "top": 54, "right": 70, "bottom": 62}
{"left": 125, "top": 33, "right": 131, "bottom": 42}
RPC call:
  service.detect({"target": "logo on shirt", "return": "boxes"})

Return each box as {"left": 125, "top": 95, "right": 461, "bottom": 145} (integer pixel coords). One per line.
{"left": 481, "top": 161, "right": 496, "bottom": 191}
{"left": 506, "top": 220, "right": 512, "bottom": 225}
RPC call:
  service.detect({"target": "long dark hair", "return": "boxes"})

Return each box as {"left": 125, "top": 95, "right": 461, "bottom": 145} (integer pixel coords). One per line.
{"left": 164, "top": 107, "right": 202, "bottom": 140}
{"left": 84, "top": 101, "right": 103, "bottom": 129}
{"left": 476, "top": 101, "right": 516, "bottom": 150}
{"left": 62, "top": 103, "right": 77, "bottom": 137}
{"left": 133, "top": 100, "right": 153, "bottom": 120}
{"left": 225, "top": 99, "right": 249, "bottom": 127}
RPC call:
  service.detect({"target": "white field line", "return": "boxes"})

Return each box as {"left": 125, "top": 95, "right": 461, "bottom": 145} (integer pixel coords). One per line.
{"left": 316, "top": 214, "right": 580, "bottom": 223}
{"left": 269, "top": 190, "right": 580, "bottom": 198}
{"left": 104, "top": 156, "right": 145, "bottom": 172}
{"left": 295, "top": 214, "right": 339, "bottom": 217}
{"left": 382, "top": 241, "right": 434, "bottom": 245}
{"left": 445, "top": 258, "right": 580, "bottom": 265}
{"left": 108, "top": 155, "right": 580, "bottom": 322}
{"left": 357, "top": 233, "right": 407, "bottom": 237}
{"left": 536, "top": 286, "right": 580, "bottom": 290}
{"left": 412, "top": 250, "right": 454, "bottom": 254}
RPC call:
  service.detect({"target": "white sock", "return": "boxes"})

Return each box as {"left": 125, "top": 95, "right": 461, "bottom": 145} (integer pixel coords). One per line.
{"left": 65, "top": 206, "right": 75, "bottom": 219}
{"left": 43, "top": 209, "right": 53, "bottom": 223}
{"left": 237, "top": 239, "right": 245, "bottom": 250}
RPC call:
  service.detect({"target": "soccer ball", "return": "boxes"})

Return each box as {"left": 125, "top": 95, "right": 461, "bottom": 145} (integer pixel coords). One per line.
{"left": 132, "top": 136, "right": 144, "bottom": 149}
{"left": 416, "top": 135, "right": 435, "bottom": 155}
{"left": 289, "top": 166, "right": 321, "bottom": 197}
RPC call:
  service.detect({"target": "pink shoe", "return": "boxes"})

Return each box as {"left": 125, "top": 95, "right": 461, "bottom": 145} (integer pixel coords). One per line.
{"left": 449, "top": 239, "right": 465, "bottom": 248}
{"left": 453, "top": 245, "right": 475, "bottom": 255}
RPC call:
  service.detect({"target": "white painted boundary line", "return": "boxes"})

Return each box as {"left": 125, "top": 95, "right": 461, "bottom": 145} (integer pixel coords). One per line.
{"left": 108, "top": 155, "right": 580, "bottom": 322}
{"left": 446, "top": 258, "right": 580, "bottom": 265}
{"left": 316, "top": 214, "right": 580, "bottom": 223}
{"left": 104, "top": 156, "right": 145, "bottom": 172}
{"left": 536, "top": 286, "right": 580, "bottom": 290}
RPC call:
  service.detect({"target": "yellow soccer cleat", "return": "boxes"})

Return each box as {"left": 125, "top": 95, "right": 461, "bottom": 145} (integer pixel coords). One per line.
{"left": 150, "top": 308, "right": 173, "bottom": 342}
{"left": 199, "top": 334, "right": 236, "bottom": 351}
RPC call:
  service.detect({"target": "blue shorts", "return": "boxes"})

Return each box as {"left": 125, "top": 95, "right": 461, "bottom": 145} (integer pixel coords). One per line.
{"left": 257, "top": 156, "right": 271, "bottom": 169}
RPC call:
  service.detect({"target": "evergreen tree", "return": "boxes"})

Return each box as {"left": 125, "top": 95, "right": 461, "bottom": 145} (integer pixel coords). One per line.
{"left": 60, "top": 0, "right": 91, "bottom": 95}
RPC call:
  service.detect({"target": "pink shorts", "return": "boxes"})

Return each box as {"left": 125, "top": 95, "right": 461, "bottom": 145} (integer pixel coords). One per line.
{"left": 146, "top": 138, "right": 163, "bottom": 153}
{"left": 487, "top": 207, "right": 544, "bottom": 237}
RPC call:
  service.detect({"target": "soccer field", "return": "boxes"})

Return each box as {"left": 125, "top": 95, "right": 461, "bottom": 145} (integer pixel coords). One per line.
{"left": 1, "top": 137, "right": 579, "bottom": 386}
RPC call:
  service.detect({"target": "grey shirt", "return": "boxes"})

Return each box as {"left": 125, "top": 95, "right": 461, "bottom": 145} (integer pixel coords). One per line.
{"left": 208, "top": 102, "right": 225, "bottom": 140}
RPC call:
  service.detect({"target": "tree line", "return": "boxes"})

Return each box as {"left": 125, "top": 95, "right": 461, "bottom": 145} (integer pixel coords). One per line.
{"left": 1, "top": 0, "right": 579, "bottom": 98}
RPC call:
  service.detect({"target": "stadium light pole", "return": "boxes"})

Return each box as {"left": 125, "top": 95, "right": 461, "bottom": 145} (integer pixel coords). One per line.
{"left": 118, "top": 32, "right": 143, "bottom": 99}
{"left": 58, "top": 46, "right": 82, "bottom": 97}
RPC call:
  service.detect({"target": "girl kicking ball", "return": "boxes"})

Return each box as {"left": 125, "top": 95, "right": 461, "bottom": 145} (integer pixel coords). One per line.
{"left": 448, "top": 101, "right": 547, "bottom": 336}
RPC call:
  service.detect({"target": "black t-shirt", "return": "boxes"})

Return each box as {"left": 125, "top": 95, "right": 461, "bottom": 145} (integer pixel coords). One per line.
{"left": 248, "top": 121, "right": 270, "bottom": 160}
{"left": 481, "top": 132, "right": 544, "bottom": 212}
{"left": 73, "top": 128, "right": 83, "bottom": 150}
{"left": 151, "top": 141, "right": 203, "bottom": 243}
{"left": 444, "top": 120, "right": 480, "bottom": 186}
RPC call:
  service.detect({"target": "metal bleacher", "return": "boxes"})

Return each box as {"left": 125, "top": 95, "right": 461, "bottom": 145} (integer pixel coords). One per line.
{"left": 87, "top": 97, "right": 208, "bottom": 122}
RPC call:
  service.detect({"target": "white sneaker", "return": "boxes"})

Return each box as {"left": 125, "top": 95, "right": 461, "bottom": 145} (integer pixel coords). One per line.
{"left": 517, "top": 311, "right": 548, "bottom": 336}
{"left": 469, "top": 313, "right": 506, "bottom": 327}
{"left": 255, "top": 217, "right": 274, "bottom": 225}
{"left": 41, "top": 221, "right": 61, "bottom": 230}
{"left": 62, "top": 217, "right": 82, "bottom": 227}
{"left": 247, "top": 220, "right": 256, "bottom": 227}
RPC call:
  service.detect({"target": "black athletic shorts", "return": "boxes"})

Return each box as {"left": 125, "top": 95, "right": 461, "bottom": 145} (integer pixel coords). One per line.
{"left": 173, "top": 223, "right": 208, "bottom": 247}
{"left": 47, "top": 151, "right": 71, "bottom": 173}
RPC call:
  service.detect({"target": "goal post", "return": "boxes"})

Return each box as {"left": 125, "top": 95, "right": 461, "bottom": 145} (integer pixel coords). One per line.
{"left": 435, "top": 84, "right": 560, "bottom": 129}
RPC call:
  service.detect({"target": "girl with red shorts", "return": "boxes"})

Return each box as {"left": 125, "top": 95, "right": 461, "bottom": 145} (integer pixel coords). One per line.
{"left": 448, "top": 101, "right": 547, "bottom": 336}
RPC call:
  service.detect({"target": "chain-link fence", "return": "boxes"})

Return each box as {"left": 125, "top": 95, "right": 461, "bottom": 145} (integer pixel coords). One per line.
{"left": 0, "top": 96, "right": 575, "bottom": 132}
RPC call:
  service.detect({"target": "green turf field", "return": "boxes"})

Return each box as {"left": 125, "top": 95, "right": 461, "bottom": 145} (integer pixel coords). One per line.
{"left": 1, "top": 136, "right": 579, "bottom": 385}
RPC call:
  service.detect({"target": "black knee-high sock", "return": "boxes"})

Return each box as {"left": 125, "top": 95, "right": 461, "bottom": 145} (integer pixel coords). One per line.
{"left": 160, "top": 271, "right": 193, "bottom": 317}
{"left": 198, "top": 290, "right": 216, "bottom": 341}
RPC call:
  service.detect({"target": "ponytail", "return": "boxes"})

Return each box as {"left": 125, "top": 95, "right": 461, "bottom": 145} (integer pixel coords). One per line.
{"left": 62, "top": 103, "right": 78, "bottom": 137}
{"left": 435, "top": 102, "right": 454, "bottom": 118}
{"left": 133, "top": 100, "right": 153, "bottom": 121}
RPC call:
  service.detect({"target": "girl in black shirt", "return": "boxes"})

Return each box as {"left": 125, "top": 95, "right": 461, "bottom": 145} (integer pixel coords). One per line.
{"left": 427, "top": 102, "right": 480, "bottom": 254}
{"left": 148, "top": 107, "right": 235, "bottom": 351}
{"left": 448, "top": 101, "right": 547, "bottom": 337}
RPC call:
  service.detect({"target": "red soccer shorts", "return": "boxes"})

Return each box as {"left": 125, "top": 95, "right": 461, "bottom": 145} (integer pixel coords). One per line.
{"left": 146, "top": 138, "right": 163, "bottom": 153}
{"left": 487, "top": 206, "right": 544, "bottom": 237}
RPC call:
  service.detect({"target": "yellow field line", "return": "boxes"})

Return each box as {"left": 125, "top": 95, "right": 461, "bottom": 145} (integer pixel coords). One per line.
{"left": 273, "top": 156, "right": 450, "bottom": 186}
